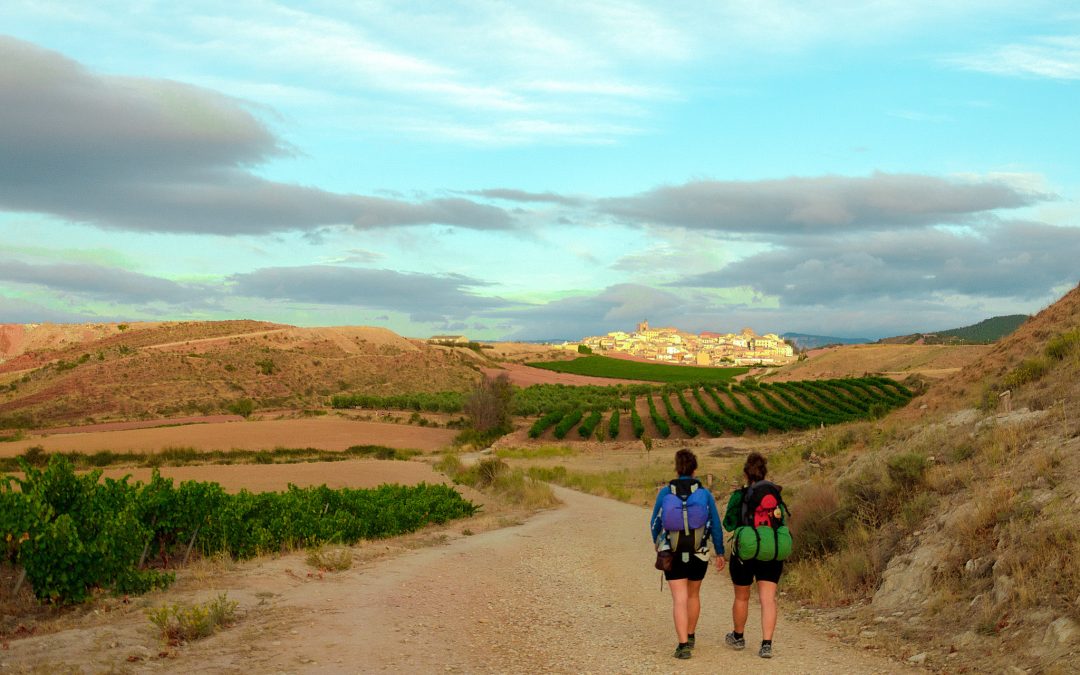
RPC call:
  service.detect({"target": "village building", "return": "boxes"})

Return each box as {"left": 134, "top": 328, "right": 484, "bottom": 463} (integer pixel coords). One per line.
{"left": 580, "top": 320, "right": 796, "bottom": 367}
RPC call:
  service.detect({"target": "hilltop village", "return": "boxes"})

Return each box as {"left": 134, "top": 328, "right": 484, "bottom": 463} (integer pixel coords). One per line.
{"left": 580, "top": 320, "right": 797, "bottom": 366}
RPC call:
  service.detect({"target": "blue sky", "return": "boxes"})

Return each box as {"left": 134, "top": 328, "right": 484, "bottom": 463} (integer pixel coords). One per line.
{"left": 0, "top": 1, "right": 1077, "bottom": 339}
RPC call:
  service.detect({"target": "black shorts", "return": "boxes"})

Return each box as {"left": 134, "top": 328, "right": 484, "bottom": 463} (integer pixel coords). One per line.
{"left": 664, "top": 553, "right": 708, "bottom": 581}
{"left": 729, "top": 555, "right": 783, "bottom": 586}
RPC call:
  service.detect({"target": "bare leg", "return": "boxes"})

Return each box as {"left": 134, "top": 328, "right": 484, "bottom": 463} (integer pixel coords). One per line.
{"left": 758, "top": 581, "right": 778, "bottom": 640}
{"left": 732, "top": 584, "right": 751, "bottom": 633}
{"left": 668, "top": 578, "right": 690, "bottom": 642}
{"left": 686, "top": 579, "right": 703, "bottom": 636}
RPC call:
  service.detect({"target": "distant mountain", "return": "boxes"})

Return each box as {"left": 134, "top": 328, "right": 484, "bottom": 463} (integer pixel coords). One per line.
{"left": 781, "top": 333, "right": 872, "bottom": 350}
{"left": 878, "top": 314, "right": 1029, "bottom": 345}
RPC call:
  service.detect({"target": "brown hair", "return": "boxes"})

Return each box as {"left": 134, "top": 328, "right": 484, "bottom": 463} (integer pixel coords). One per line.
{"left": 675, "top": 449, "right": 698, "bottom": 477}
{"left": 743, "top": 452, "right": 767, "bottom": 483}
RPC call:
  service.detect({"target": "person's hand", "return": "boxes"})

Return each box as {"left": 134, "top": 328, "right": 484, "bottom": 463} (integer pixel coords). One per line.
{"left": 714, "top": 556, "right": 726, "bottom": 573}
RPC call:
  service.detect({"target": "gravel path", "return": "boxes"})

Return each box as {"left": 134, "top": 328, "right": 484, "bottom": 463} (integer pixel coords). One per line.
{"left": 202, "top": 486, "right": 911, "bottom": 674}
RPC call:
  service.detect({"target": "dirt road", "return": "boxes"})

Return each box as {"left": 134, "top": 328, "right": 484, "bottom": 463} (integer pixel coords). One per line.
{"left": 4, "top": 487, "right": 911, "bottom": 674}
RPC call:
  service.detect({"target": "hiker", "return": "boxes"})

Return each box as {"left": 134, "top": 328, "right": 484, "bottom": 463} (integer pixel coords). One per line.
{"left": 649, "top": 448, "right": 725, "bottom": 660}
{"left": 723, "top": 452, "right": 789, "bottom": 659}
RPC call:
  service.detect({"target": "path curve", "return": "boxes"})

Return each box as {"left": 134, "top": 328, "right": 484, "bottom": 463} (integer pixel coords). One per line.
{"left": 178, "top": 486, "right": 913, "bottom": 673}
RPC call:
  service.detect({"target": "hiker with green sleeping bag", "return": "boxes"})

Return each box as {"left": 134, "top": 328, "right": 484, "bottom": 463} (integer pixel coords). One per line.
{"left": 722, "top": 452, "right": 791, "bottom": 659}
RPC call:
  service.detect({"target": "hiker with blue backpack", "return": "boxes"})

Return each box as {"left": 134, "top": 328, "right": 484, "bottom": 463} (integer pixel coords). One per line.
{"left": 649, "top": 449, "right": 725, "bottom": 660}
{"left": 722, "top": 452, "right": 792, "bottom": 659}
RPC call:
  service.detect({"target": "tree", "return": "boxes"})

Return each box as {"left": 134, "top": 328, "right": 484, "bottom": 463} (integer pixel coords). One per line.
{"left": 577, "top": 344, "right": 593, "bottom": 354}
{"left": 464, "top": 373, "right": 513, "bottom": 435}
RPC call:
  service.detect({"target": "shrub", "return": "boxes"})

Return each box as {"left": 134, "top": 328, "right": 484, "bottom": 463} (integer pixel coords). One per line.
{"left": 227, "top": 398, "right": 255, "bottom": 418}
{"left": 886, "top": 452, "right": 928, "bottom": 492}
{"left": 305, "top": 546, "right": 353, "bottom": 571}
{"left": 255, "top": 358, "right": 276, "bottom": 375}
{"left": 1002, "top": 357, "right": 1049, "bottom": 389}
{"left": 788, "top": 482, "right": 848, "bottom": 559}
{"left": 464, "top": 374, "right": 513, "bottom": 436}
{"left": 577, "top": 344, "right": 593, "bottom": 354}
{"left": 148, "top": 593, "right": 238, "bottom": 644}
{"left": 1045, "top": 329, "right": 1080, "bottom": 360}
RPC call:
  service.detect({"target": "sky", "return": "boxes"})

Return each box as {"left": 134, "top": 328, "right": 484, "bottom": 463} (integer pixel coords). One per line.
{"left": 1, "top": 1, "right": 1078, "bottom": 340}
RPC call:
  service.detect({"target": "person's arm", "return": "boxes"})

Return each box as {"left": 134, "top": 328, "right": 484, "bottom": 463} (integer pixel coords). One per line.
{"left": 722, "top": 490, "right": 742, "bottom": 532}
{"left": 706, "top": 491, "right": 724, "bottom": 556}
{"left": 649, "top": 488, "right": 665, "bottom": 545}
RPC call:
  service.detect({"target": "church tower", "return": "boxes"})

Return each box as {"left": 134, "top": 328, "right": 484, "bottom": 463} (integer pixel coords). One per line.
{"left": 637, "top": 319, "right": 649, "bottom": 333}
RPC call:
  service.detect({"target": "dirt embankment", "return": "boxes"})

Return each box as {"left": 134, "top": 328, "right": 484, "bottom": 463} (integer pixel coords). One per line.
{"left": 481, "top": 362, "right": 648, "bottom": 387}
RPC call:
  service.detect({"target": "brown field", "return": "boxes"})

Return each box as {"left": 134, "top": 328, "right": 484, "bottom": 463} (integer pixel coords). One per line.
{"left": 761, "top": 342, "right": 991, "bottom": 381}
{"left": 0, "top": 417, "right": 456, "bottom": 457}
{"left": 480, "top": 341, "right": 575, "bottom": 363}
{"left": 93, "top": 458, "right": 450, "bottom": 493}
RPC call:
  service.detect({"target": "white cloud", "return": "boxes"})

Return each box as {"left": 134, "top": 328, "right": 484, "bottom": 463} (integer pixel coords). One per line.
{"left": 948, "top": 35, "right": 1080, "bottom": 80}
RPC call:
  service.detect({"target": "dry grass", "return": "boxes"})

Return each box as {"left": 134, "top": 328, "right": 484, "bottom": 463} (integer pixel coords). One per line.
{"left": 147, "top": 592, "right": 238, "bottom": 644}
{"left": 305, "top": 546, "right": 354, "bottom": 572}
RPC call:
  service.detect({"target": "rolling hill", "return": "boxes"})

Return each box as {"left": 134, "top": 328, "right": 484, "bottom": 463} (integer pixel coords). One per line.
{"left": 878, "top": 314, "right": 1028, "bottom": 345}
{"left": 0, "top": 321, "right": 485, "bottom": 429}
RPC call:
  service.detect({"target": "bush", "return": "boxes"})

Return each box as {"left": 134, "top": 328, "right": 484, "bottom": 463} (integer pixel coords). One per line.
{"left": 227, "top": 398, "right": 255, "bottom": 418}
{"left": 148, "top": 593, "right": 238, "bottom": 644}
{"left": 577, "top": 344, "right": 593, "bottom": 354}
{"left": 886, "top": 452, "right": 928, "bottom": 492}
{"left": 305, "top": 546, "right": 353, "bottom": 571}
{"left": 1045, "top": 329, "right": 1080, "bottom": 360}
{"left": 1002, "top": 357, "right": 1049, "bottom": 389}
{"left": 788, "top": 483, "right": 849, "bottom": 559}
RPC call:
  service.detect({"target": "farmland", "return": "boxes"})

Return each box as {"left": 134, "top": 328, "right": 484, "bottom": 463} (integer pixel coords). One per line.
{"left": 526, "top": 354, "right": 747, "bottom": 383}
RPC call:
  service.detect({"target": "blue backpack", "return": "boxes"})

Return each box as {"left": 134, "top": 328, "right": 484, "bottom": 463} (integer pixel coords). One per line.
{"left": 660, "top": 478, "right": 710, "bottom": 554}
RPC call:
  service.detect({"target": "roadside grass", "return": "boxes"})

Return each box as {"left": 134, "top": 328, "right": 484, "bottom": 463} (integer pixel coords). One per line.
{"left": 495, "top": 445, "right": 576, "bottom": 459}
{"left": 525, "top": 355, "right": 747, "bottom": 383}
{"left": 526, "top": 463, "right": 673, "bottom": 506}
{"left": 305, "top": 546, "right": 353, "bottom": 572}
{"left": 147, "top": 593, "right": 238, "bottom": 644}
{"left": 438, "top": 454, "right": 558, "bottom": 510}
{"left": 0, "top": 444, "right": 420, "bottom": 473}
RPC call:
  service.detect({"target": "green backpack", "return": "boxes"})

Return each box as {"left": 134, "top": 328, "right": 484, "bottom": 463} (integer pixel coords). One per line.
{"left": 731, "top": 480, "right": 793, "bottom": 562}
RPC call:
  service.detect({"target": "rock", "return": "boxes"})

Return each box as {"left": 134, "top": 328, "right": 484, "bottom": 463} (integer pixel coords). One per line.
{"left": 1003, "top": 667, "right": 1026, "bottom": 675}
{"left": 1043, "top": 617, "right": 1079, "bottom": 646}
{"left": 993, "top": 575, "right": 1015, "bottom": 605}
{"left": 873, "top": 616, "right": 889, "bottom": 624}
{"left": 908, "top": 652, "right": 927, "bottom": 664}
{"left": 964, "top": 557, "right": 993, "bottom": 578}
{"left": 872, "top": 540, "right": 952, "bottom": 612}
{"left": 859, "top": 630, "right": 878, "bottom": 639}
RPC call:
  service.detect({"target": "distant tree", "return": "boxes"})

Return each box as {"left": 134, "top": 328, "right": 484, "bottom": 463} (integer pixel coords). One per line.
{"left": 577, "top": 344, "right": 593, "bottom": 354}
{"left": 464, "top": 373, "right": 513, "bottom": 435}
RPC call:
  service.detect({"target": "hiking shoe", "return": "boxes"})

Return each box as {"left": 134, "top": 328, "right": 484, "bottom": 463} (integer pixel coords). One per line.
{"left": 725, "top": 632, "right": 745, "bottom": 650}
{"left": 687, "top": 634, "right": 695, "bottom": 649}
{"left": 673, "top": 644, "right": 692, "bottom": 659}
{"left": 759, "top": 643, "right": 773, "bottom": 659}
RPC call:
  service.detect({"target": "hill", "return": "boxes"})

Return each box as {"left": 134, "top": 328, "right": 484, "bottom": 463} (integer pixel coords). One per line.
{"left": 0, "top": 321, "right": 484, "bottom": 429}
{"left": 781, "top": 332, "right": 871, "bottom": 350}
{"left": 767, "top": 283, "right": 1080, "bottom": 672}
{"left": 878, "top": 314, "right": 1028, "bottom": 345}
{"left": 761, "top": 342, "right": 990, "bottom": 381}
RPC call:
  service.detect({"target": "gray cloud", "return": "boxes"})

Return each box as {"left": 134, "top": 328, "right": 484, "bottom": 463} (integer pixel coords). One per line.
{"left": 672, "top": 221, "right": 1080, "bottom": 305}
{"left": 0, "top": 295, "right": 117, "bottom": 324}
{"left": 488, "top": 283, "right": 692, "bottom": 340}
{"left": 467, "top": 188, "right": 583, "bottom": 206}
{"left": 0, "top": 37, "right": 512, "bottom": 234}
{"left": 597, "top": 172, "right": 1046, "bottom": 234}
{"left": 0, "top": 259, "right": 210, "bottom": 305}
{"left": 229, "top": 265, "right": 512, "bottom": 322}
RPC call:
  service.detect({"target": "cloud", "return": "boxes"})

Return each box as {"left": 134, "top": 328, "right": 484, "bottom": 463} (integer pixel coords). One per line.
{"left": 229, "top": 265, "right": 512, "bottom": 322}
{"left": 488, "top": 283, "right": 692, "bottom": 339}
{"left": 672, "top": 221, "right": 1080, "bottom": 305}
{"left": 597, "top": 172, "right": 1047, "bottom": 234}
{"left": 0, "top": 258, "right": 210, "bottom": 305}
{"left": 0, "top": 37, "right": 512, "bottom": 235}
{"left": 948, "top": 35, "right": 1080, "bottom": 80}
{"left": 467, "top": 189, "right": 583, "bottom": 206}
{"left": 0, "top": 295, "right": 114, "bottom": 324}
